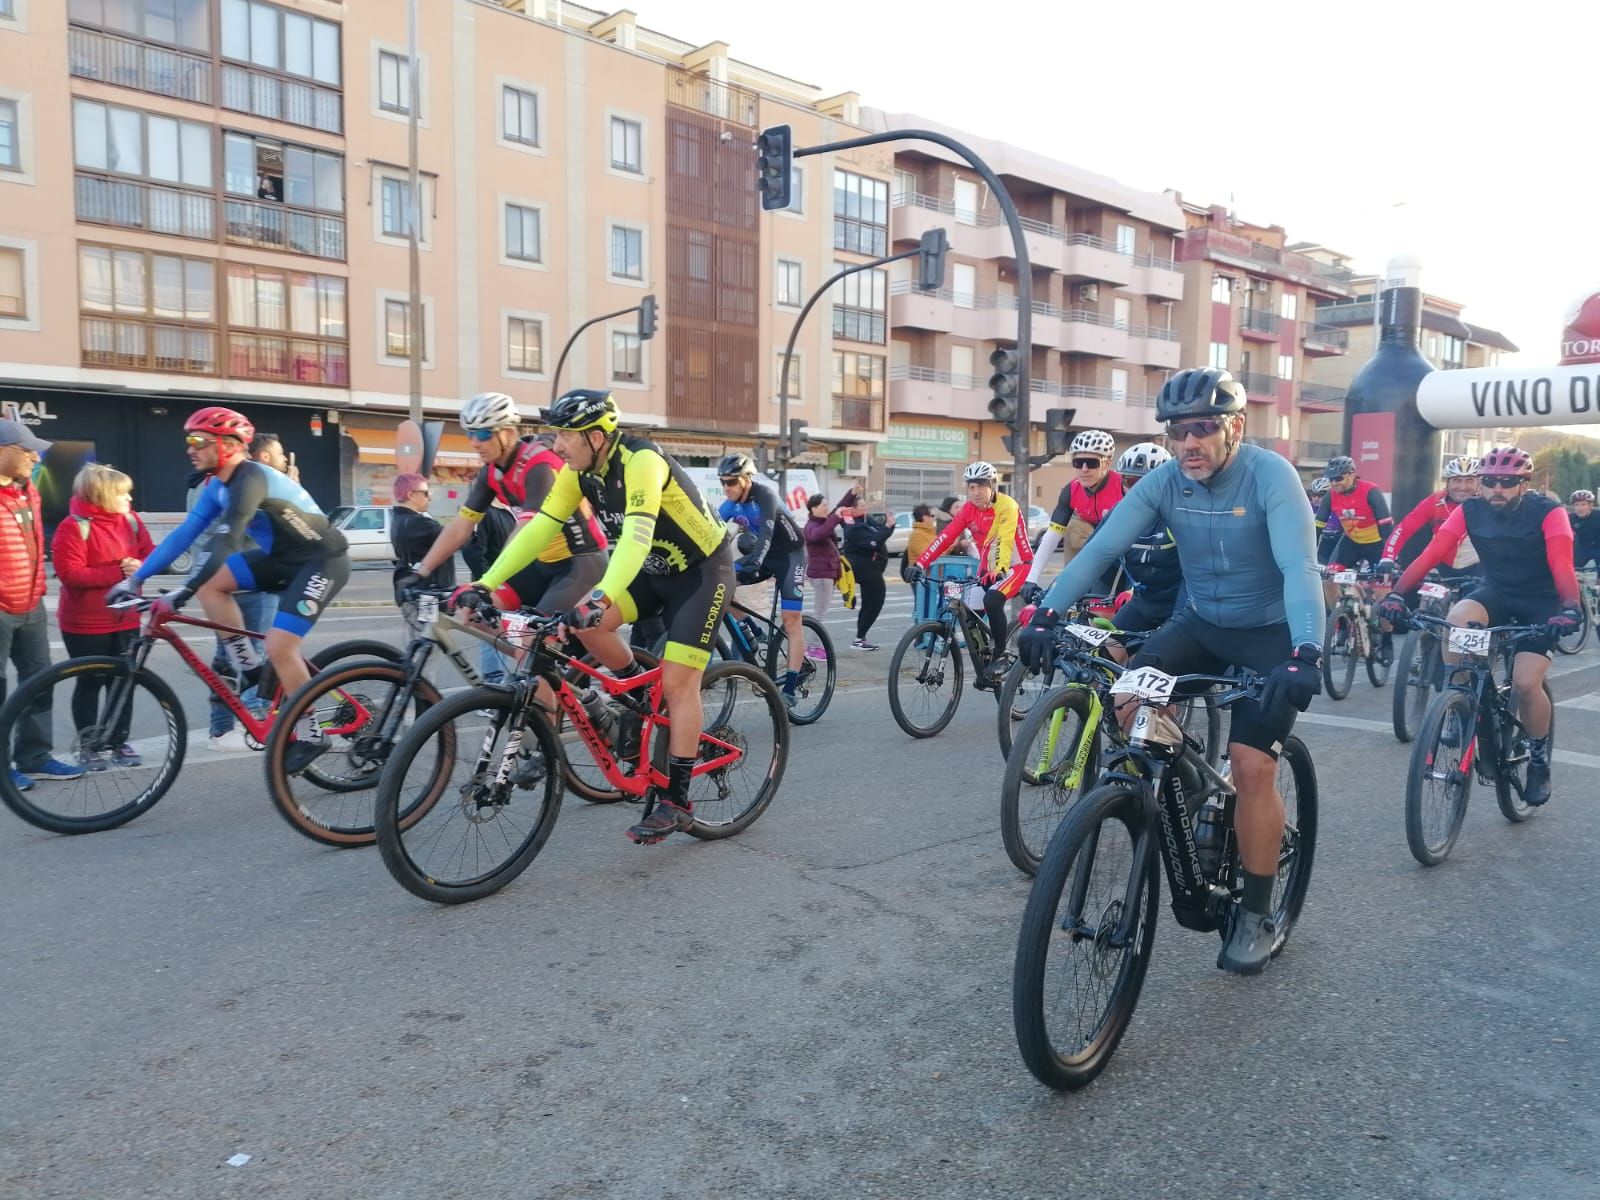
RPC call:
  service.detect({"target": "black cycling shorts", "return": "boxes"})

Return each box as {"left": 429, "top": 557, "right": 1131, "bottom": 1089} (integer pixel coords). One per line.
{"left": 1330, "top": 536, "right": 1384, "bottom": 568}
{"left": 748, "top": 549, "right": 804, "bottom": 613}
{"left": 503, "top": 552, "right": 608, "bottom": 615}
{"left": 227, "top": 548, "right": 350, "bottom": 637}
{"left": 616, "top": 540, "right": 735, "bottom": 669}
{"left": 1130, "top": 607, "right": 1294, "bottom": 759}
{"left": 1111, "top": 592, "right": 1174, "bottom": 636}
{"left": 1461, "top": 583, "right": 1559, "bottom": 657}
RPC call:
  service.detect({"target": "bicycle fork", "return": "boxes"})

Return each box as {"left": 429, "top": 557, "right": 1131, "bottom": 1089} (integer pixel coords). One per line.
{"left": 1035, "top": 687, "right": 1102, "bottom": 789}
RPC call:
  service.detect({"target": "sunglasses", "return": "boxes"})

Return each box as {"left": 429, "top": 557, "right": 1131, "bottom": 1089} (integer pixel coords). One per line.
{"left": 1479, "top": 476, "right": 1525, "bottom": 489}
{"left": 464, "top": 427, "right": 501, "bottom": 443}
{"left": 1071, "top": 457, "right": 1104, "bottom": 470}
{"left": 1165, "top": 418, "right": 1226, "bottom": 441}
{"left": 719, "top": 477, "right": 745, "bottom": 487}
{"left": 184, "top": 434, "right": 216, "bottom": 448}
{"left": 411, "top": 487, "right": 431, "bottom": 496}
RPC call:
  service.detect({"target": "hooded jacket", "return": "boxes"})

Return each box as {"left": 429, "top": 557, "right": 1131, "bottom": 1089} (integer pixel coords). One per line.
{"left": 51, "top": 496, "right": 154, "bottom": 633}
{"left": 0, "top": 476, "right": 46, "bottom": 616}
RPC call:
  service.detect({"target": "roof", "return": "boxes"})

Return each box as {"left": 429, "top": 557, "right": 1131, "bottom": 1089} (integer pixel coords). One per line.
{"left": 1465, "top": 323, "right": 1519, "bottom": 352}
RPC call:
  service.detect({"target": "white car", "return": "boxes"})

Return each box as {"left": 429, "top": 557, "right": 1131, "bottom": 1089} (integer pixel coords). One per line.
{"left": 326, "top": 505, "right": 397, "bottom": 564}
{"left": 887, "top": 511, "right": 913, "bottom": 556}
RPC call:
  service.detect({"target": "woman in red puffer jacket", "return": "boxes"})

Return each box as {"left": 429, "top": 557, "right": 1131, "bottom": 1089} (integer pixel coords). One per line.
{"left": 51, "top": 464, "right": 154, "bottom": 768}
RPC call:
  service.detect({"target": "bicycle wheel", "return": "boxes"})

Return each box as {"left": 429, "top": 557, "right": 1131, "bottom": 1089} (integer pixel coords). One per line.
{"left": 374, "top": 687, "right": 563, "bottom": 904}
{"left": 310, "top": 639, "right": 406, "bottom": 669}
{"left": 1391, "top": 628, "right": 1439, "bottom": 743}
{"left": 1000, "top": 685, "right": 1101, "bottom": 875}
{"left": 1495, "top": 681, "right": 1555, "bottom": 823}
{"left": 1555, "top": 599, "right": 1588, "bottom": 655}
{"left": 262, "top": 660, "right": 450, "bottom": 848}
{"left": 1322, "top": 609, "right": 1358, "bottom": 700}
{"left": 1366, "top": 624, "right": 1393, "bottom": 688}
{"left": 1263, "top": 735, "right": 1318, "bottom": 954}
{"left": 1013, "top": 779, "right": 1158, "bottom": 1091}
{"left": 995, "top": 660, "right": 1051, "bottom": 761}
{"left": 1174, "top": 689, "right": 1223, "bottom": 767}
{"left": 1404, "top": 689, "right": 1475, "bottom": 865}
{"left": 649, "top": 661, "right": 789, "bottom": 840}
{"left": 0, "top": 657, "right": 186, "bottom": 835}
{"left": 888, "top": 620, "right": 963, "bottom": 738}
{"left": 776, "top": 616, "right": 836, "bottom": 725}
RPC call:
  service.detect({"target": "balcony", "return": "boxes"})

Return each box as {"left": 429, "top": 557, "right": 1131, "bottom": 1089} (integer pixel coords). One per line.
{"left": 224, "top": 199, "right": 346, "bottom": 260}
{"left": 1239, "top": 371, "right": 1280, "bottom": 400}
{"left": 1301, "top": 323, "right": 1349, "bottom": 356}
{"left": 1058, "top": 307, "right": 1129, "bottom": 358}
{"left": 221, "top": 64, "right": 343, "bottom": 135}
{"left": 69, "top": 26, "right": 212, "bottom": 105}
{"left": 832, "top": 395, "right": 885, "bottom": 433}
{"left": 1182, "top": 226, "right": 1356, "bottom": 296}
{"left": 226, "top": 333, "right": 349, "bottom": 387}
{"left": 888, "top": 366, "right": 991, "bottom": 422}
{"left": 1130, "top": 252, "right": 1183, "bottom": 301}
{"left": 81, "top": 317, "right": 217, "bottom": 375}
{"left": 1062, "top": 233, "right": 1134, "bottom": 287}
{"left": 1298, "top": 383, "right": 1347, "bottom": 411}
{"left": 888, "top": 281, "right": 954, "bottom": 333}
{"left": 1239, "top": 307, "right": 1281, "bottom": 340}
{"left": 75, "top": 172, "right": 215, "bottom": 242}
{"left": 1125, "top": 323, "right": 1182, "bottom": 369}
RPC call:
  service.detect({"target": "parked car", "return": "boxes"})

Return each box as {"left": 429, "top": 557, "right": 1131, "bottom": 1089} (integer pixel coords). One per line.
{"left": 887, "top": 511, "right": 912, "bottom": 556}
{"left": 326, "top": 505, "right": 398, "bottom": 564}
{"left": 1027, "top": 504, "right": 1051, "bottom": 544}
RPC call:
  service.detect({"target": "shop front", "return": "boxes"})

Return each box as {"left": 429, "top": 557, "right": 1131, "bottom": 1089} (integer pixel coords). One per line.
{"left": 876, "top": 420, "right": 971, "bottom": 515}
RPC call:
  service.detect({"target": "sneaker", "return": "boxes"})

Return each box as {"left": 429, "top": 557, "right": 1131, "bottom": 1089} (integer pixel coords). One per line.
{"left": 284, "top": 737, "right": 331, "bottom": 776}
{"left": 1524, "top": 759, "right": 1551, "bottom": 806}
{"left": 9, "top": 767, "right": 34, "bottom": 793}
{"left": 113, "top": 744, "right": 142, "bottom": 768}
{"left": 77, "top": 749, "right": 111, "bottom": 773}
{"left": 1217, "top": 909, "right": 1278, "bottom": 976}
{"left": 626, "top": 797, "right": 694, "bottom": 845}
{"left": 511, "top": 750, "right": 549, "bottom": 790}
{"left": 781, "top": 690, "right": 798, "bottom": 711}
{"left": 209, "top": 729, "right": 252, "bottom": 754}
{"left": 805, "top": 644, "right": 829, "bottom": 661}
{"left": 852, "top": 638, "right": 880, "bottom": 651}
{"left": 24, "top": 758, "right": 85, "bottom": 782}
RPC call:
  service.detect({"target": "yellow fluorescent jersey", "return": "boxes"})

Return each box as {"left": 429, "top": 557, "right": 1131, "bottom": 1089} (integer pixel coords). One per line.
{"left": 481, "top": 434, "right": 725, "bottom": 600}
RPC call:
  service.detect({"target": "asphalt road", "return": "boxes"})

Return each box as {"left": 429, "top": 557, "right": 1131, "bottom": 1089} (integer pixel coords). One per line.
{"left": 5, "top": 597, "right": 1600, "bottom": 1199}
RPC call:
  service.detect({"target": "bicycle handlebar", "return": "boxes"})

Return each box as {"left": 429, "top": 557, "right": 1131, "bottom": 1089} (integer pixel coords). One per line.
{"left": 1410, "top": 612, "right": 1550, "bottom": 638}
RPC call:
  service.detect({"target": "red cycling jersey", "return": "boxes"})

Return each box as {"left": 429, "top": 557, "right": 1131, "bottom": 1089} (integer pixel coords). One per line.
{"left": 916, "top": 491, "right": 1033, "bottom": 595}
{"left": 1384, "top": 489, "right": 1477, "bottom": 568}
{"left": 1316, "top": 478, "right": 1392, "bottom": 546}
{"left": 1048, "top": 472, "right": 1125, "bottom": 533}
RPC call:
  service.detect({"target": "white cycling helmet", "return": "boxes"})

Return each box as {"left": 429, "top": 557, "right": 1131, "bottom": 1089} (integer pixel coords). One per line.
{"left": 1310, "top": 477, "right": 1332, "bottom": 495}
{"left": 1442, "top": 455, "right": 1478, "bottom": 479}
{"left": 1115, "top": 441, "right": 1172, "bottom": 478}
{"left": 1069, "top": 429, "right": 1116, "bottom": 459}
{"left": 460, "top": 391, "right": 520, "bottom": 432}
{"left": 964, "top": 460, "right": 998, "bottom": 485}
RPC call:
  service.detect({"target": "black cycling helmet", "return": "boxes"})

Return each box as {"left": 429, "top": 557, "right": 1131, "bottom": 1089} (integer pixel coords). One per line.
{"left": 717, "top": 453, "right": 755, "bottom": 479}
{"left": 1154, "top": 368, "right": 1248, "bottom": 423}
{"left": 541, "top": 388, "right": 619, "bottom": 433}
{"left": 1324, "top": 455, "right": 1356, "bottom": 481}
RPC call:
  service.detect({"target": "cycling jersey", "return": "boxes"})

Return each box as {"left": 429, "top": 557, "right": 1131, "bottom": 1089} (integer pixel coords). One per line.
{"left": 481, "top": 433, "right": 726, "bottom": 604}
{"left": 1117, "top": 519, "right": 1182, "bottom": 606}
{"left": 916, "top": 491, "right": 1032, "bottom": 579}
{"left": 1571, "top": 509, "right": 1600, "bottom": 568}
{"left": 1041, "top": 444, "right": 1323, "bottom": 649}
{"left": 1395, "top": 493, "right": 1578, "bottom": 606}
{"left": 1048, "top": 472, "right": 1125, "bottom": 533}
{"left": 460, "top": 436, "right": 606, "bottom": 564}
{"left": 1316, "top": 478, "right": 1392, "bottom": 546}
{"left": 135, "top": 461, "right": 345, "bottom": 588}
{"left": 1383, "top": 489, "right": 1479, "bottom": 570}
{"left": 719, "top": 479, "right": 802, "bottom": 570}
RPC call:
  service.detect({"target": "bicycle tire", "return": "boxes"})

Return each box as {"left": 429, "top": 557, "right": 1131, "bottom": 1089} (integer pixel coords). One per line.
{"left": 1322, "top": 609, "right": 1358, "bottom": 700}
{"left": 1391, "top": 628, "right": 1438, "bottom": 743}
{"left": 1404, "top": 689, "right": 1475, "bottom": 865}
{"left": 1495, "top": 681, "right": 1555, "bottom": 823}
{"left": 0, "top": 657, "right": 187, "bottom": 835}
{"left": 778, "top": 616, "right": 836, "bottom": 725}
{"left": 1261, "top": 734, "right": 1319, "bottom": 955}
{"left": 1000, "top": 685, "right": 1100, "bottom": 875}
{"left": 995, "top": 659, "right": 1051, "bottom": 761}
{"left": 1013, "top": 779, "right": 1157, "bottom": 1091}
{"left": 888, "top": 620, "right": 963, "bottom": 738}
{"left": 1176, "top": 689, "right": 1224, "bottom": 768}
{"left": 1366, "top": 625, "right": 1393, "bottom": 688}
{"left": 263, "top": 660, "right": 451, "bottom": 848}
{"left": 1555, "top": 599, "right": 1588, "bottom": 655}
{"left": 373, "top": 687, "right": 563, "bottom": 904}
{"left": 310, "top": 639, "right": 406, "bottom": 669}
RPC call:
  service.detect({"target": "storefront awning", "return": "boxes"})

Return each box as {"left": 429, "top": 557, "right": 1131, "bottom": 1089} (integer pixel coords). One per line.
{"left": 354, "top": 442, "right": 481, "bottom": 467}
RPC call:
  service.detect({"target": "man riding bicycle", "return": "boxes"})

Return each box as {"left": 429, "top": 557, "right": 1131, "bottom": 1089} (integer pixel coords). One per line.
{"left": 110, "top": 407, "right": 350, "bottom": 772}
{"left": 715, "top": 453, "right": 806, "bottom": 708}
{"left": 1570, "top": 489, "right": 1600, "bottom": 572}
{"left": 1378, "top": 446, "right": 1581, "bottom": 806}
{"left": 461, "top": 389, "right": 733, "bottom": 845}
{"left": 1018, "top": 368, "right": 1323, "bottom": 976}
{"left": 1032, "top": 430, "right": 1123, "bottom": 577}
{"left": 1316, "top": 454, "right": 1392, "bottom": 570}
{"left": 1377, "top": 456, "right": 1481, "bottom": 584}
{"left": 905, "top": 461, "right": 1032, "bottom": 683}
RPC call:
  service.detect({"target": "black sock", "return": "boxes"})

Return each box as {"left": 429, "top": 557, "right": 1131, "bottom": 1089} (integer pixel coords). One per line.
{"left": 1242, "top": 871, "right": 1275, "bottom": 916}
{"left": 667, "top": 755, "right": 697, "bottom": 809}
{"left": 615, "top": 658, "right": 643, "bottom": 678}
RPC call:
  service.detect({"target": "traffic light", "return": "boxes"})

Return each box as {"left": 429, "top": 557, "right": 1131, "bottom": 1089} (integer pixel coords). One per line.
{"left": 1001, "top": 431, "right": 1024, "bottom": 458}
{"left": 918, "top": 227, "right": 949, "bottom": 291}
{"left": 753, "top": 443, "right": 771, "bottom": 475}
{"left": 786, "top": 418, "right": 808, "bottom": 460}
{"left": 756, "top": 125, "right": 793, "bottom": 211}
{"left": 1043, "top": 408, "right": 1077, "bottom": 458}
{"left": 988, "top": 347, "right": 1020, "bottom": 426}
{"left": 638, "top": 294, "right": 658, "bottom": 341}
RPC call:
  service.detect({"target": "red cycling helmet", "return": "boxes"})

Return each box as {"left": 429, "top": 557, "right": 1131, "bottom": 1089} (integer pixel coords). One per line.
{"left": 1476, "top": 445, "right": 1532, "bottom": 477}
{"left": 184, "top": 405, "right": 255, "bottom": 446}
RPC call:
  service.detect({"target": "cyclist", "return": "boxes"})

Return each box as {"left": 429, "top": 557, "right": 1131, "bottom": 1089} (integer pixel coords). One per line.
{"left": 1316, "top": 454, "right": 1392, "bottom": 570}
{"left": 1019, "top": 368, "right": 1323, "bottom": 976}
{"left": 1379, "top": 446, "right": 1581, "bottom": 806}
{"left": 109, "top": 407, "right": 350, "bottom": 772}
{"left": 1377, "top": 456, "right": 1481, "bottom": 584}
{"left": 462, "top": 389, "right": 733, "bottom": 845}
{"left": 1570, "top": 490, "right": 1600, "bottom": 572}
{"left": 399, "top": 391, "right": 609, "bottom": 616}
{"left": 1031, "top": 429, "right": 1122, "bottom": 577}
{"left": 904, "top": 461, "right": 1032, "bottom": 683}
{"left": 715, "top": 453, "right": 807, "bottom": 708}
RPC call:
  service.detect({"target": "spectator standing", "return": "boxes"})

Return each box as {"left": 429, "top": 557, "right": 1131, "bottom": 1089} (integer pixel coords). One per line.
{"left": 803, "top": 489, "right": 857, "bottom": 620}
{"left": 840, "top": 505, "right": 892, "bottom": 650}
{"left": 249, "top": 432, "right": 298, "bottom": 482}
{"left": 0, "top": 419, "right": 83, "bottom": 791}
{"left": 902, "top": 503, "right": 939, "bottom": 593}
{"left": 50, "top": 464, "right": 155, "bottom": 769}
{"left": 390, "top": 473, "right": 456, "bottom": 602}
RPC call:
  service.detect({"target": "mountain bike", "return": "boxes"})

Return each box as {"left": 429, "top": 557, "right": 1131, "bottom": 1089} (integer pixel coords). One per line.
{"left": 997, "top": 617, "right": 1221, "bottom": 875}
{"left": 372, "top": 607, "right": 789, "bottom": 904}
{"left": 888, "top": 574, "right": 1019, "bottom": 738}
{"left": 1402, "top": 613, "right": 1557, "bottom": 866}
{"left": 1322, "top": 566, "right": 1392, "bottom": 699}
{"left": 1012, "top": 665, "right": 1317, "bottom": 1090}
{"left": 1392, "top": 577, "right": 1462, "bottom": 743}
{"left": 1553, "top": 568, "right": 1597, "bottom": 655}
{"left": 0, "top": 596, "right": 395, "bottom": 837}
{"left": 707, "top": 583, "right": 836, "bottom": 725}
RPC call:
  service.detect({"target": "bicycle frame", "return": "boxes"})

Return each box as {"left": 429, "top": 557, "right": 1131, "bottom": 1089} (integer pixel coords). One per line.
{"left": 1416, "top": 615, "right": 1546, "bottom": 782}
{"left": 119, "top": 609, "right": 281, "bottom": 745}
{"left": 923, "top": 578, "right": 1000, "bottom": 676}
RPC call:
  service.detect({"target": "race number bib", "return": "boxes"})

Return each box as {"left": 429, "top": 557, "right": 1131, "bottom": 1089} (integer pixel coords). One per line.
{"left": 1065, "top": 622, "right": 1111, "bottom": 647}
{"left": 1419, "top": 582, "right": 1450, "bottom": 601}
{"left": 1110, "top": 665, "right": 1176, "bottom": 704}
{"left": 415, "top": 594, "right": 439, "bottom": 624}
{"left": 942, "top": 581, "right": 964, "bottom": 599}
{"left": 1447, "top": 627, "right": 1491, "bottom": 655}
{"left": 1333, "top": 570, "right": 1358, "bottom": 584}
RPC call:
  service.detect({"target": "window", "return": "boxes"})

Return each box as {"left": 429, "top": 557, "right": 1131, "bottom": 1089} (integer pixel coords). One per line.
{"left": 774, "top": 350, "right": 800, "bottom": 402}
{"left": 831, "top": 262, "right": 887, "bottom": 344}
{"left": 1115, "top": 224, "right": 1136, "bottom": 256}
{"left": 508, "top": 316, "right": 543, "bottom": 374}
{"left": 0, "top": 247, "right": 24, "bottom": 319}
{"left": 833, "top": 169, "right": 888, "bottom": 256}
{"left": 0, "top": 100, "right": 16, "bottom": 171}
{"left": 783, "top": 165, "right": 804, "bottom": 214}
{"left": 950, "top": 344, "right": 974, "bottom": 386}
{"left": 1208, "top": 341, "right": 1228, "bottom": 370}
{"left": 953, "top": 178, "right": 979, "bottom": 226}
{"left": 0, "top": 1, "right": 14, "bottom": 19}
{"left": 1278, "top": 354, "right": 1294, "bottom": 380}
{"left": 222, "top": 131, "right": 341, "bottom": 211}
{"left": 384, "top": 298, "right": 424, "bottom": 359}
{"left": 1280, "top": 292, "right": 1297, "bottom": 321}
{"left": 609, "top": 116, "right": 642, "bottom": 173}
{"left": 1112, "top": 297, "right": 1131, "bottom": 330}
{"left": 78, "top": 242, "right": 216, "bottom": 372}
{"left": 610, "top": 225, "right": 643, "bottom": 281}
{"left": 378, "top": 50, "right": 410, "bottom": 114}
{"left": 1211, "top": 275, "right": 1232, "bottom": 304}
{"left": 952, "top": 263, "right": 976, "bottom": 308}
{"left": 831, "top": 351, "right": 886, "bottom": 431}
{"left": 502, "top": 85, "right": 539, "bottom": 148}
{"left": 71, "top": 0, "right": 212, "bottom": 51}
{"left": 1111, "top": 368, "right": 1129, "bottom": 401}
{"left": 505, "top": 203, "right": 541, "bottom": 263}
{"left": 1251, "top": 280, "right": 1271, "bottom": 307}
{"left": 776, "top": 258, "right": 803, "bottom": 308}
{"left": 380, "top": 177, "right": 414, "bottom": 238}
{"left": 219, "top": 0, "right": 340, "bottom": 84}
{"left": 224, "top": 263, "right": 347, "bottom": 384}
{"left": 611, "top": 330, "right": 641, "bottom": 382}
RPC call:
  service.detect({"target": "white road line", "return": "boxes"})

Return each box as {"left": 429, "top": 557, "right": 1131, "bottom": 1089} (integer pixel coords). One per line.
{"left": 1295, "top": 710, "right": 1600, "bottom": 771}
{"left": 1557, "top": 692, "right": 1600, "bottom": 712}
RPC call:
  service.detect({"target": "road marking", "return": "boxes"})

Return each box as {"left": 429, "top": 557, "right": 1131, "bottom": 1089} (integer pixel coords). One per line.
{"left": 1295, "top": 710, "right": 1600, "bottom": 771}
{"left": 1557, "top": 692, "right": 1600, "bottom": 712}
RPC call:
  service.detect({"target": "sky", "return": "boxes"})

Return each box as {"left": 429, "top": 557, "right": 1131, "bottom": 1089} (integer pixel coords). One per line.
{"left": 635, "top": 0, "right": 1598, "bottom": 389}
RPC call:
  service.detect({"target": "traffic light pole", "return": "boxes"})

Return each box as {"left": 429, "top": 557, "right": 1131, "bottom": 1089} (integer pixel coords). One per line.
{"left": 792, "top": 130, "right": 1034, "bottom": 505}
{"left": 548, "top": 300, "right": 651, "bottom": 404}
{"left": 778, "top": 246, "right": 924, "bottom": 495}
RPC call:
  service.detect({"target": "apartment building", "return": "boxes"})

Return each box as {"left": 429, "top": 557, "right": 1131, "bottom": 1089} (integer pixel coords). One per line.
{"left": 867, "top": 109, "right": 1186, "bottom": 512}
{"left": 0, "top": 0, "right": 891, "bottom": 521}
